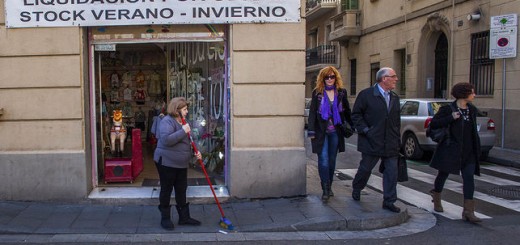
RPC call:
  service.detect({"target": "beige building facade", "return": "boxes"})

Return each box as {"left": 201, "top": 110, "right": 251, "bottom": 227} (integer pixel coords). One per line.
{"left": 306, "top": 0, "right": 520, "bottom": 150}
{"left": 0, "top": 1, "right": 307, "bottom": 201}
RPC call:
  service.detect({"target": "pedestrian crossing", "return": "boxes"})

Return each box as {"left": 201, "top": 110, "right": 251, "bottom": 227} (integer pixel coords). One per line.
{"left": 337, "top": 164, "right": 520, "bottom": 220}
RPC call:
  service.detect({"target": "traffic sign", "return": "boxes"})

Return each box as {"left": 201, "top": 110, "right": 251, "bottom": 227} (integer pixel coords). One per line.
{"left": 490, "top": 27, "right": 517, "bottom": 59}
{"left": 490, "top": 14, "right": 518, "bottom": 59}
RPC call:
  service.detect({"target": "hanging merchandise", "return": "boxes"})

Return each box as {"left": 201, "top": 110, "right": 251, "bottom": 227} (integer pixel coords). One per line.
{"left": 110, "top": 90, "right": 120, "bottom": 104}
{"left": 134, "top": 107, "right": 146, "bottom": 131}
{"left": 149, "top": 70, "right": 162, "bottom": 95}
{"left": 122, "top": 102, "right": 134, "bottom": 118}
{"left": 123, "top": 84, "right": 133, "bottom": 102}
{"left": 110, "top": 72, "right": 120, "bottom": 89}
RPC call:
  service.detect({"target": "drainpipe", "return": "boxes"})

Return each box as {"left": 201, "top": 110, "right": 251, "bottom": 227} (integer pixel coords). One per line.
{"left": 448, "top": 0, "right": 455, "bottom": 98}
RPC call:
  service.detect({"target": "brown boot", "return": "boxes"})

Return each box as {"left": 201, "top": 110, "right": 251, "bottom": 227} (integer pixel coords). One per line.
{"left": 430, "top": 189, "right": 444, "bottom": 212}
{"left": 462, "top": 199, "right": 482, "bottom": 223}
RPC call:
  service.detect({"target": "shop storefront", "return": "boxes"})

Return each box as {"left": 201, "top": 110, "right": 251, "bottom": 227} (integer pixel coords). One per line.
{"left": 89, "top": 25, "right": 228, "bottom": 195}
{"left": 0, "top": 1, "right": 306, "bottom": 201}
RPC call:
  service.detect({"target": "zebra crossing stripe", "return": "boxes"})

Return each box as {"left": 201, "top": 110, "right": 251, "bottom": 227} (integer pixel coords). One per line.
{"left": 337, "top": 169, "right": 491, "bottom": 220}
{"left": 481, "top": 165, "right": 520, "bottom": 178}
{"left": 406, "top": 168, "right": 520, "bottom": 212}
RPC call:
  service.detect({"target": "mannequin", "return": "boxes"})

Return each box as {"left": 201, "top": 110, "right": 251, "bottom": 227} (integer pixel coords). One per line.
{"left": 110, "top": 109, "right": 127, "bottom": 157}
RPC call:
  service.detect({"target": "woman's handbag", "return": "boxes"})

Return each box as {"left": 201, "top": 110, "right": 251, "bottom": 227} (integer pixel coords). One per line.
{"left": 397, "top": 153, "right": 408, "bottom": 182}
{"left": 342, "top": 121, "right": 354, "bottom": 138}
{"left": 426, "top": 104, "right": 457, "bottom": 143}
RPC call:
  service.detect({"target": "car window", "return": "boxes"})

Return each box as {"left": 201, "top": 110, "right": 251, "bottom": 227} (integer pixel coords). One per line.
{"left": 428, "top": 102, "right": 451, "bottom": 116}
{"left": 400, "top": 101, "right": 419, "bottom": 116}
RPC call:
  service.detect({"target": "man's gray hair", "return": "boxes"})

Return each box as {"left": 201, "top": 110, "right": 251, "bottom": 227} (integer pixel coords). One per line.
{"left": 375, "top": 67, "right": 393, "bottom": 83}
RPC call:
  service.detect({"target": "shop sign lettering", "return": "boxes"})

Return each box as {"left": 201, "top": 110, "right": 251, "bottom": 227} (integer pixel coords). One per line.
{"left": 5, "top": 0, "right": 301, "bottom": 28}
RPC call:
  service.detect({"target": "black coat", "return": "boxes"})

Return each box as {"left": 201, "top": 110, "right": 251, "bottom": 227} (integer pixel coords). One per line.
{"left": 308, "top": 88, "right": 353, "bottom": 154}
{"left": 429, "top": 102, "right": 481, "bottom": 175}
{"left": 351, "top": 85, "right": 401, "bottom": 157}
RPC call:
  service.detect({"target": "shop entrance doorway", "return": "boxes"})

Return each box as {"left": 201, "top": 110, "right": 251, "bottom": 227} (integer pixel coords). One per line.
{"left": 89, "top": 26, "right": 228, "bottom": 194}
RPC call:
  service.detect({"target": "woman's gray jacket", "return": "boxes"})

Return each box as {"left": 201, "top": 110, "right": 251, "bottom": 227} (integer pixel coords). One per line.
{"left": 153, "top": 115, "right": 192, "bottom": 168}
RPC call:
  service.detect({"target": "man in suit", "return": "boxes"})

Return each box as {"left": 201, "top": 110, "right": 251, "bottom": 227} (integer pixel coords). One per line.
{"left": 350, "top": 67, "right": 402, "bottom": 213}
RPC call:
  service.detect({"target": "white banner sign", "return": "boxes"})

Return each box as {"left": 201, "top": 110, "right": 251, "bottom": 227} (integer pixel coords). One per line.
{"left": 4, "top": 0, "right": 301, "bottom": 28}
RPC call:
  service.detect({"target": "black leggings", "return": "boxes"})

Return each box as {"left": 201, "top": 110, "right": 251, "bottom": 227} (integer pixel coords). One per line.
{"left": 155, "top": 160, "right": 188, "bottom": 207}
{"left": 434, "top": 162, "right": 476, "bottom": 200}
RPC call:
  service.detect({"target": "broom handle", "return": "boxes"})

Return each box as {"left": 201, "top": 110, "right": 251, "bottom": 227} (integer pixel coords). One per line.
{"left": 181, "top": 117, "right": 226, "bottom": 218}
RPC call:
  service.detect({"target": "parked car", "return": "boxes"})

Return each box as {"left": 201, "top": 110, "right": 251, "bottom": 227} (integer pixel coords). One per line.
{"left": 304, "top": 98, "right": 311, "bottom": 129}
{"left": 400, "top": 98, "right": 496, "bottom": 160}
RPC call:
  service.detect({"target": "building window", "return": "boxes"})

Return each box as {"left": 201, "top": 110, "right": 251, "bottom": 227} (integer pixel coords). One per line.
{"left": 470, "top": 31, "right": 494, "bottom": 96}
{"left": 342, "top": 0, "right": 359, "bottom": 10}
{"left": 370, "top": 62, "right": 380, "bottom": 87}
{"left": 350, "top": 59, "right": 357, "bottom": 95}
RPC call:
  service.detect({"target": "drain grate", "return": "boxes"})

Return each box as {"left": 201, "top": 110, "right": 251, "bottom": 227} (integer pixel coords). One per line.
{"left": 488, "top": 186, "right": 520, "bottom": 200}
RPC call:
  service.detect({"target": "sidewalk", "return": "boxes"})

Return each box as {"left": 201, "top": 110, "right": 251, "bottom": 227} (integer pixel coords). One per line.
{"left": 0, "top": 144, "right": 517, "bottom": 243}
{"left": 487, "top": 146, "right": 520, "bottom": 169}
{"left": 0, "top": 164, "right": 435, "bottom": 243}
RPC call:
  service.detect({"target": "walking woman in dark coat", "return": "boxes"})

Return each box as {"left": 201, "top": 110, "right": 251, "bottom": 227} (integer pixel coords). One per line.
{"left": 308, "top": 66, "right": 353, "bottom": 201}
{"left": 429, "top": 82, "right": 482, "bottom": 223}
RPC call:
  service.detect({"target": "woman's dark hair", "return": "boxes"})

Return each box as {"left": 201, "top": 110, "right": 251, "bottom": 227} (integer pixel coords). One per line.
{"left": 451, "top": 82, "right": 474, "bottom": 99}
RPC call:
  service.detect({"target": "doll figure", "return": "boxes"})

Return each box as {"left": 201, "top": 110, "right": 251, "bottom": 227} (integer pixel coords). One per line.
{"left": 110, "top": 109, "right": 127, "bottom": 156}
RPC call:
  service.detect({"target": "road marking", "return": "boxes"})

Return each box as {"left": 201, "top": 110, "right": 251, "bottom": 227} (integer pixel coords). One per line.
{"left": 338, "top": 169, "right": 491, "bottom": 220}
{"left": 481, "top": 165, "right": 520, "bottom": 178}
{"left": 406, "top": 168, "right": 520, "bottom": 212}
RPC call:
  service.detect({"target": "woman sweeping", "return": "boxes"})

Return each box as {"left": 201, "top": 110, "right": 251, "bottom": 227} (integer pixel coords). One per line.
{"left": 154, "top": 97, "right": 202, "bottom": 230}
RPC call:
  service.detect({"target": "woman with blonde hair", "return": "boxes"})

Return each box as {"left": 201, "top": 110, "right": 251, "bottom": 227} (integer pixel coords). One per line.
{"left": 308, "top": 66, "right": 353, "bottom": 201}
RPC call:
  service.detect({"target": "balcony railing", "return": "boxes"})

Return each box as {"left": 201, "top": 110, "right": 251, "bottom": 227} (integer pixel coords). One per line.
{"left": 306, "top": 45, "right": 337, "bottom": 67}
{"left": 329, "top": 10, "right": 362, "bottom": 43}
{"left": 306, "top": 0, "right": 338, "bottom": 21}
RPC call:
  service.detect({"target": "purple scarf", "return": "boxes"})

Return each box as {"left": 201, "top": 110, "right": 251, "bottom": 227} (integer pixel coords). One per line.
{"left": 320, "top": 86, "right": 341, "bottom": 125}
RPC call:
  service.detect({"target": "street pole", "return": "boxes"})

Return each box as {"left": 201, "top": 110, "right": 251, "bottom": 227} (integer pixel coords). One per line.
{"left": 501, "top": 58, "right": 506, "bottom": 148}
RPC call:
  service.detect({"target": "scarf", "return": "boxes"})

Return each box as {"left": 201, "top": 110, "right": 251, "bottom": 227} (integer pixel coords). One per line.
{"left": 320, "top": 86, "right": 341, "bottom": 125}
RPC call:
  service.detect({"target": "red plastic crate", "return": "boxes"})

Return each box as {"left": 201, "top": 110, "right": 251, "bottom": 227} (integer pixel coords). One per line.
{"left": 104, "top": 158, "right": 133, "bottom": 183}
{"left": 132, "top": 128, "right": 143, "bottom": 178}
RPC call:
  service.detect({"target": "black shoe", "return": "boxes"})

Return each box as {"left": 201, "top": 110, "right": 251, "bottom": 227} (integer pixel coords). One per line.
{"left": 352, "top": 189, "right": 361, "bottom": 201}
{"left": 382, "top": 203, "right": 401, "bottom": 213}
{"left": 176, "top": 203, "right": 201, "bottom": 226}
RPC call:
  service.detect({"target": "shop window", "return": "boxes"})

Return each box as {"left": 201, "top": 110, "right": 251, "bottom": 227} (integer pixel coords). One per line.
{"left": 470, "top": 31, "right": 495, "bottom": 96}
{"left": 93, "top": 39, "right": 227, "bottom": 187}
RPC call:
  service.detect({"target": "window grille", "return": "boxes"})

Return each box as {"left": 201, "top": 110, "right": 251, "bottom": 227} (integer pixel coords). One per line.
{"left": 470, "top": 31, "right": 495, "bottom": 96}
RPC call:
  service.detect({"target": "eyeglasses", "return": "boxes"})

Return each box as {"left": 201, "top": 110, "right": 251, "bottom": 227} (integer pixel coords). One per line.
{"left": 324, "top": 75, "right": 336, "bottom": 80}
{"left": 385, "top": 75, "right": 398, "bottom": 79}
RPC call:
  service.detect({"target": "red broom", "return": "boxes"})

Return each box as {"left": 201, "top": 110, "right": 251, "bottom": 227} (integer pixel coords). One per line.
{"left": 181, "top": 117, "right": 234, "bottom": 230}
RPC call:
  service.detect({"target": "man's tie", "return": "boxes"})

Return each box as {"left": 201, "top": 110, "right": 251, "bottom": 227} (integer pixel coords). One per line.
{"left": 384, "top": 91, "right": 390, "bottom": 110}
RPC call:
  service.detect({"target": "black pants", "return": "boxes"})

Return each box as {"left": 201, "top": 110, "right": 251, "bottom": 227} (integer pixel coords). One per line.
{"left": 352, "top": 153, "right": 398, "bottom": 205}
{"left": 434, "top": 155, "right": 476, "bottom": 199}
{"left": 155, "top": 160, "right": 188, "bottom": 207}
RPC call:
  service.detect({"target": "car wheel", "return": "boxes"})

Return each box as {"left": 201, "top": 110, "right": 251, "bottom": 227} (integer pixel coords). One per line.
{"left": 480, "top": 150, "right": 489, "bottom": 161}
{"left": 403, "top": 133, "right": 424, "bottom": 160}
